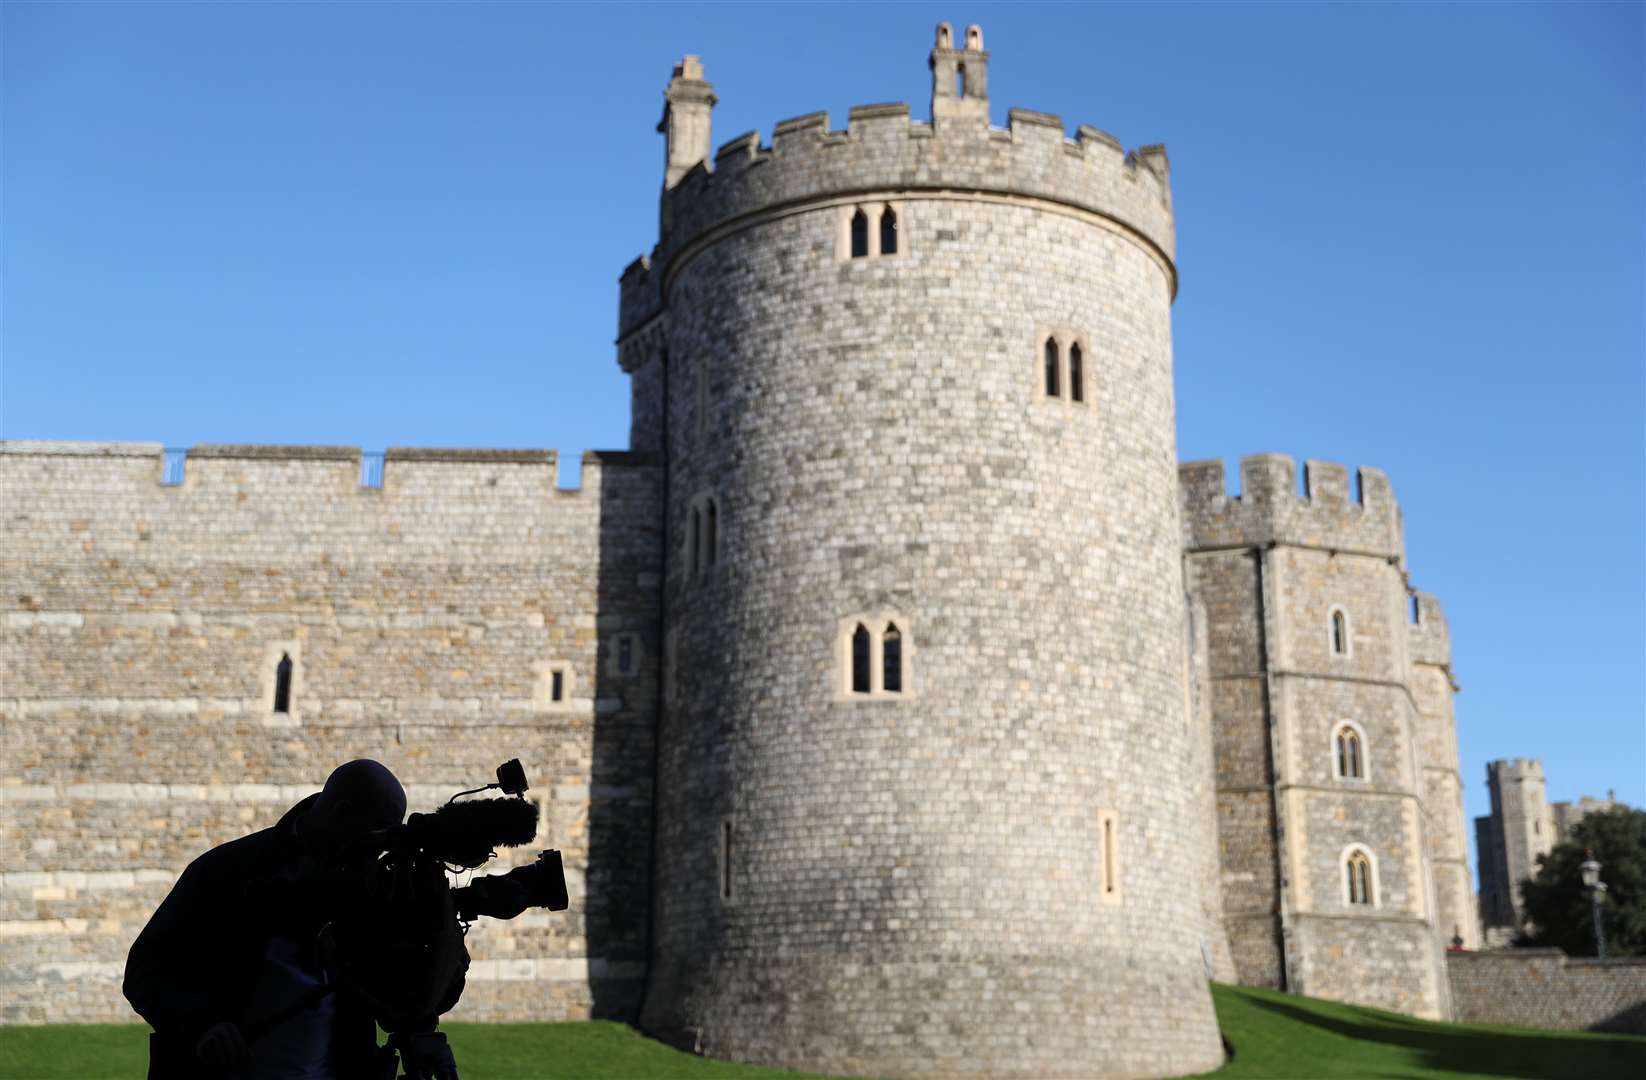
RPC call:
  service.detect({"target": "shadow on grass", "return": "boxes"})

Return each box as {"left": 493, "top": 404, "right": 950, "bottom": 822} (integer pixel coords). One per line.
{"left": 1242, "top": 993, "right": 1646, "bottom": 1080}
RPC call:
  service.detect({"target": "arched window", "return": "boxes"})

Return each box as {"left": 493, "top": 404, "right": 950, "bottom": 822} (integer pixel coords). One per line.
{"left": 1069, "top": 342, "right": 1084, "bottom": 403}
{"left": 273, "top": 653, "right": 293, "bottom": 715}
{"left": 705, "top": 499, "right": 718, "bottom": 569}
{"left": 956, "top": 63, "right": 966, "bottom": 99}
{"left": 879, "top": 205, "right": 898, "bottom": 256}
{"left": 850, "top": 208, "right": 869, "bottom": 258}
{"left": 1345, "top": 849, "right": 1374, "bottom": 905}
{"left": 882, "top": 624, "right": 902, "bottom": 693}
{"left": 851, "top": 624, "right": 871, "bottom": 693}
{"left": 1336, "top": 725, "right": 1363, "bottom": 779}
{"left": 1330, "top": 609, "right": 1349, "bottom": 656}
{"left": 1044, "top": 338, "right": 1060, "bottom": 397}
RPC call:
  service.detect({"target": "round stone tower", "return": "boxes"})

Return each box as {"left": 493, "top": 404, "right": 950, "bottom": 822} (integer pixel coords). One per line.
{"left": 616, "top": 25, "right": 1224, "bottom": 1079}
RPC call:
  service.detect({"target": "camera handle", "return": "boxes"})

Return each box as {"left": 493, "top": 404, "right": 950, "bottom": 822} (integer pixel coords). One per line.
{"left": 445, "top": 759, "right": 529, "bottom": 805}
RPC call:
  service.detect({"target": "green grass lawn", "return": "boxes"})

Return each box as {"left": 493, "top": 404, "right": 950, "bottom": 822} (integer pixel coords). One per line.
{"left": 2, "top": 983, "right": 1641, "bottom": 1079}
{"left": 1190, "top": 983, "right": 1646, "bottom": 1080}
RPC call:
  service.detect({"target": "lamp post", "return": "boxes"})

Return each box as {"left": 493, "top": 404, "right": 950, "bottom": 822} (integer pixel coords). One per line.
{"left": 1579, "top": 849, "right": 1608, "bottom": 960}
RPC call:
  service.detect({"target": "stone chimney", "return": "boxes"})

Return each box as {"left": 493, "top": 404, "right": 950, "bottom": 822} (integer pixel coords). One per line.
{"left": 658, "top": 55, "right": 717, "bottom": 190}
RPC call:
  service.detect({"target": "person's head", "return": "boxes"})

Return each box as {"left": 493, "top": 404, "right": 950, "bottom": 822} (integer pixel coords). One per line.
{"left": 302, "top": 759, "right": 406, "bottom": 865}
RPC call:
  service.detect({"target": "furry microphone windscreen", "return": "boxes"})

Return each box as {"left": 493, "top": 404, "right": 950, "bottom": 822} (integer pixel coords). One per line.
{"left": 413, "top": 797, "right": 541, "bottom": 866}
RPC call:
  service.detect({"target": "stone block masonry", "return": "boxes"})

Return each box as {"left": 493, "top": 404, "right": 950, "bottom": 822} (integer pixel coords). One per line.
{"left": 0, "top": 442, "right": 662, "bottom": 1023}
{"left": 1447, "top": 949, "right": 1646, "bottom": 1034}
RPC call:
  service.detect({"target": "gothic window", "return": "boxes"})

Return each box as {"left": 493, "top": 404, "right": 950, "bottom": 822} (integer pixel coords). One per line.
{"left": 1345, "top": 848, "right": 1375, "bottom": 906}
{"left": 841, "top": 613, "right": 913, "bottom": 699}
{"left": 685, "top": 493, "right": 721, "bottom": 582}
{"left": 1335, "top": 724, "right": 1364, "bottom": 779}
{"left": 272, "top": 654, "right": 293, "bottom": 715}
{"left": 879, "top": 205, "right": 898, "bottom": 255}
{"left": 851, "top": 624, "right": 871, "bottom": 693}
{"left": 1069, "top": 343, "right": 1084, "bottom": 403}
{"left": 882, "top": 624, "right": 902, "bottom": 693}
{"left": 850, "top": 208, "right": 870, "bottom": 258}
{"left": 1330, "top": 608, "right": 1350, "bottom": 657}
{"left": 1044, "top": 338, "right": 1060, "bottom": 398}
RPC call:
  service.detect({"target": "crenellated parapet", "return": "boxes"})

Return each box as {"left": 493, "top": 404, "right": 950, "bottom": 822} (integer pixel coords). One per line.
{"left": 617, "top": 23, "right": 1176, "bottom": 344}
{"left": 1178, "top": 454, "right": 1406, "bottom": 561}
{"left": 1, "top": 440, "right": 659, "bottom": 507}
{"left": 658, "top": 103, "right": 1173, "bottom": 261}
{"left": 1407, "top": 591, "right": 1453, "bottom": 669}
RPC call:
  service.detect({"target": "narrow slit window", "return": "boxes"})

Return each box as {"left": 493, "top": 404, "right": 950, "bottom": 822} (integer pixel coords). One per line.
{"left": 1331, "top": 610, "right": 1348, "bottom": 656}
{"left": 705, "top": 500, "right": 718, "bottom": 569}
{"left": 1346, "top": 850, "right": 1373, "bottom": 905}
{"left": 1100, "top": 811, "right": 1120, "bottom": 900}
{"left": 689, "top": 507, "right": 702, "bottom": 579}
{"left": 851, "top": 624, "right": 871, "bottom": 694}
{"left": 882, "top": 624, "right": 902, "bottom": 693}
{"left": 850, "top": 209, "right": 869, "bottom": 258}
{"left": 550, "top": 669, "right": 565, "bottom": 702}
{"left": 1069, "top": 343, "right": 1084, "bottom": 403}
{"left": 956, "top": 63, "right": 966, "bottom": 99}
{"left": 879, "top": 205, "right": 898, "bottom": 255}
{"left": 618, "top": 635, "right": 634, "bottom": 675}
{"left": 720, "top": 820, "right": 733, "bottom": 900}
{"left": 1044, "top": 339, "right": 1060, "bottom": 398}
{"left": 272, "top": 654, "right": 293, "bottom": 714}
{"left": 695, "top": 364, "right": 709, "bottom": 442}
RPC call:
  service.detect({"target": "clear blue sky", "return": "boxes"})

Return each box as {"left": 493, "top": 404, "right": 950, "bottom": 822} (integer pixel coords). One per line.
{"left": 5, "top": 3, "right": 1642, "bottom": 863}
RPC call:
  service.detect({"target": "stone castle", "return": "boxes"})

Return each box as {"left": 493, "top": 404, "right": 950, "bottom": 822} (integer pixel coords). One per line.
{"left": 1475, "top": 759, "right": 1624, "bottom": 944}
{"left": 1, "top": 25, "right": 1481, "bottom": 1078}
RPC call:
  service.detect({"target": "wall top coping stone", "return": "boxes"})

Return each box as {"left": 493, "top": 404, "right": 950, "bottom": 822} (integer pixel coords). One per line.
{"left": 1, "top": 441, "right": 164, "bottom": 457}
{"left": 191, "top": 445, "right": 359, "bottom": 461}
{"left": 1448, "top": 949, "right": 1646, "bottom": 969}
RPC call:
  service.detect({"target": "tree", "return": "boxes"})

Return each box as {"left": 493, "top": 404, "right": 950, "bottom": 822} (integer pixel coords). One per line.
{"left": 1516, "top": 806, "right": 1646, "bottom": 958}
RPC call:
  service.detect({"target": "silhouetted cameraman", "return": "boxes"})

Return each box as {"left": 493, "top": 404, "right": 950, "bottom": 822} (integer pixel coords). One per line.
{"left": 124, "top": 759, "right": 461, "bottom": 1079}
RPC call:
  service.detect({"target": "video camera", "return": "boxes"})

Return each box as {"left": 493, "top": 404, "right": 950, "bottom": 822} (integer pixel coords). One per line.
{"left": 318, "top": 760, "right": 569, "bottom": 1039}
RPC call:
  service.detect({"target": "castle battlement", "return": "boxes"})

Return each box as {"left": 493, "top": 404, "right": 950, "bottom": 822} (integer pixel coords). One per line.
{"left": 1487, "top": 758, "right": 1546, "bottom": 780}
{"left": 1179, "top": 453, "right": 1406, "bottom": 560}
{"left": 2, "top": 440, "right": 657, "bottom": 500}
{"left": 619, "top": 24, "right": 1175, "bottom": 341}
{"left": 1407, "top": 591, "right": 1453, "bottom": 667}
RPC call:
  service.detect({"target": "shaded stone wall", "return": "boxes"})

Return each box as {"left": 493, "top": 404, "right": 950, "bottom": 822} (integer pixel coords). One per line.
{"left": 1448, "top": 950, "right": 1646, "bottom": 1034}
{"left": 0, "top": 442, "right": 661, "bottom": 1024}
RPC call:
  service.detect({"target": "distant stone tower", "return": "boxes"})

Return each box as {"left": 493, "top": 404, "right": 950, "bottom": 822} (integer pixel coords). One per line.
{"left": 1475, "top": 758, "right": 1623, "bottom": 940}
{"left": 1178, "top": 455, "right": 1465, "bottom": 1019}
{"left": 617, "top": 23, "right": 1225, "bottom": 1080}
{"left": 1477, "top": 758, "right": 1552, "bottom": 932}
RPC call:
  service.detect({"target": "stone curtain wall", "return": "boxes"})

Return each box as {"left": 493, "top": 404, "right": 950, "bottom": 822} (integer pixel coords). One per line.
{"left": 1448, "top": 950, "right": 1646, "bottom": 1034}
{"left": 0, "top": 442, "right": 661, "bottom": 1024}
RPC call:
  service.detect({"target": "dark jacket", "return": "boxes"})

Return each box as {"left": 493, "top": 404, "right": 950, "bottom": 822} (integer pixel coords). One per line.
{"left": 123, "top": 794, "right": 380, "bottom": 1077}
